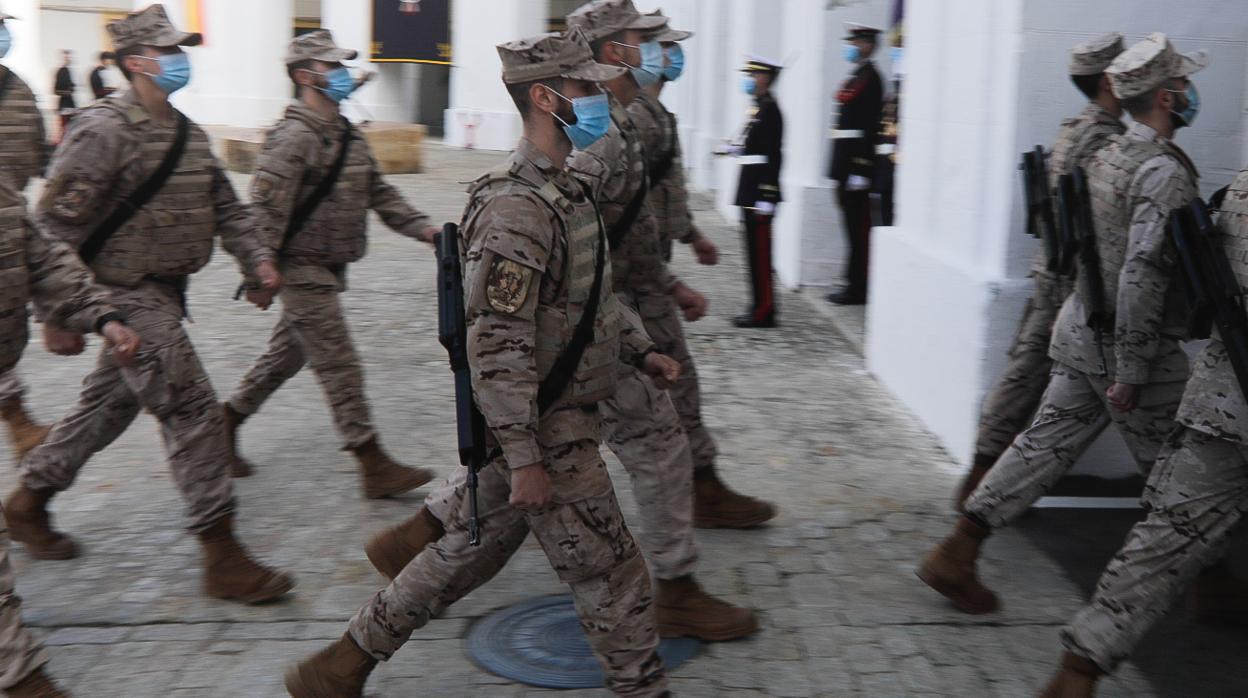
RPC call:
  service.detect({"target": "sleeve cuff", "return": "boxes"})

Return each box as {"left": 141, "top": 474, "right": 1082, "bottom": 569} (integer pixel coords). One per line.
{"left": 499, "top": 436, "right": 543, "bottom": 471}
{"left": 1113, "top": 361, "right": 1148, "bottom": 385}
{"left": 94, "top": 312, "right": 125, "bottom": 335}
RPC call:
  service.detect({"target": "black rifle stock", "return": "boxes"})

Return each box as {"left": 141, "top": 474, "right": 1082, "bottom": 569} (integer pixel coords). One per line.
{"left": 1066, "top": 167, "right": 1109, "bottom": 375}
{"left": 436, "top": 222, "right": 486, "bottom": 546}
{"left": 1021, "top": 146, "right": 1061, "bottom": 272}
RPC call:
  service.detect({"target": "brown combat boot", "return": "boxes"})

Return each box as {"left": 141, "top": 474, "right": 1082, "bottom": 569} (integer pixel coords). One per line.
{"left": 1038, "top": 651, "right": 1102, "bottom": 698}
{"left": 364, "top": 506, "right": 445, "bottom": 580}
{"left": 221, "top": 403, "right": 254, "bottom": 478}
{"left": 284, "top": 632, "right": 377, "bottom": 698}
{"left": 351, "top": 438, "right": 434, "bottom": 499}
{"left": 693, "top": 467, "right": 776, "bottom": 529}
{"left": 1, "top": 397, "right": 51, "bottom": 462}
{"left": 197, "top": 515, "right": 294, "bottom": 604}
{"left": 656, "top": 575, "right": 760, "bottom": 641}
{"left": 3, "top": 486, "right": 78, "bottom": 560}
{"left": 916, "top": 515, "right": 1000, "bottom": 614}
{"left": 6, "top": 668, "right": 71, "bottom": 697}
{"left": 954, "top": 452, "right": 997, "bottom": 513}
{"left": 1188, "top": 559, "right": 1248, "bottom": 626}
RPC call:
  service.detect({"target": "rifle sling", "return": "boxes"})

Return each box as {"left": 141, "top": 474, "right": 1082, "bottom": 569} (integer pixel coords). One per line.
{"left": 607, "top": 171, "right": 648, "bottom": 249}
{"left": 280, "top": 117, "right": 353, "bottom": 256}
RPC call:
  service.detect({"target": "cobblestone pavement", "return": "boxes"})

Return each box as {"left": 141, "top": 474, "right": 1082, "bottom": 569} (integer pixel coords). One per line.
{"left": 5, "top": 143, "right": 1244, "bottom": 697}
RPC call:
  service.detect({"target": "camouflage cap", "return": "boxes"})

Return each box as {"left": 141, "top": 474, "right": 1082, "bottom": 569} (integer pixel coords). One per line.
{"left": 1107, "top": 32, "right": 1208, "bottom": 99}
{"left": 107, "top": 4, "right": 202, "bottom": 53}
{"left": 286, "top": 29, "right": 357, "bottom": 65}
{"left": 566, "top": 0, "right": 667, "bottom": 43}
{"left": 1068, "top": 32, "right": 1124, "bottom": 76}
{"left": 645, "top": 9, "right": 693, "bottom": 43}
{"left": 498, "top": 26, "right": 626, "bottom": 85}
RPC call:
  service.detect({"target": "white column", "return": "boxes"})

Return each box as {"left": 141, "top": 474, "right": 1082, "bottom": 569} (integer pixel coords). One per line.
{"left": 322, "top": 0, "right": 420, "bottom": 124}
{"left": 443, "top": 0, "right": 544, "bottom": 150}
{"left": 2, "top": 1, "right": 41, "bottom": 106}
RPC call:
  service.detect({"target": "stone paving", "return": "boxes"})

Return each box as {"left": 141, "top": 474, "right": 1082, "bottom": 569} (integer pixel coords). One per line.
{"left": 4, "top": 142, "right": 1244, "bottom": 697}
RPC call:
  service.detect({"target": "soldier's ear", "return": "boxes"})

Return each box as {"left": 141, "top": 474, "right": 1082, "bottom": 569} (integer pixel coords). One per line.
{"left": 529, "top": 83, "right": 558, "bottom": 115}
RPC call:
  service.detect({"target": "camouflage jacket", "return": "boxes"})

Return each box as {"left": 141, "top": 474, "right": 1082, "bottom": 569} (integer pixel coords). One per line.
{"left": 627, "top": 91, "right": 696, "bottom": 258}
{"left": 36, "top": 90, "right": 274, "bottom": 289}
{"left": 568, "top": 94, "right": 678, "bottom": 305}
{"left": 1050, "top": 121, "right": 1196, "bottom": 384}
{"left": 461, "top": 139, "right": 653, "bottom": 475}
{"left": 251, "top": 103, "right": 429, "bottom": 288}
{"left": 0, "top": 66, "right": 50, "bottom": 192}
{"left": 0, "top": 179, "right": 119, "bottom": 372}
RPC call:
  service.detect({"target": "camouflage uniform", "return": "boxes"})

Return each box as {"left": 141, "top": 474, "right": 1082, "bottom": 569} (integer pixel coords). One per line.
{"left": 19, "top": 85, "right": 274, "bottom": 532}
{"left": 227, "top": 100, "right": 430, "bottom": 449}
{"left": 965, "top": 118, "right": 1197, "bottom": 529}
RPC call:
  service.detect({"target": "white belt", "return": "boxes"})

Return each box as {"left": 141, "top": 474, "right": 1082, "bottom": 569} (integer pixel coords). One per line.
{"left": 737, "top": 155, "right": 768, "bottom": 166}
{"left": 876, "top": 143, "right": 897, "bottom": 155}
{"left": 830, "top": 129, "right": 865, "bottom": 139}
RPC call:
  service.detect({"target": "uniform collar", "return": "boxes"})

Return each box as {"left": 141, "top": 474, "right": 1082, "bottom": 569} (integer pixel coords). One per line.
{"left": 286, "top": 101, "right": 343, "bottom": 131}
{"left": 1084, "top": 102, "right": 1123, "bottom": 128}
{"left": 1127, "top": 120, "right": 1162, "bottom": 143}
{"left": 516, "top": 138, "right": 559, "bottom": 177}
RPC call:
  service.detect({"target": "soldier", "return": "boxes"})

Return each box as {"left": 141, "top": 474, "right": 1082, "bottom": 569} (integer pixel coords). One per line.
{"left": 953, "top": 33, "right": 1127, "bottom": 510}
{"left": 917, "top": 34, "right": 1204, "bottom": 616}
{"left": 721, "top": 56, "right": 784, "bottom": 328}
{"left": 0, "top": 4, "right": 53, "bottom": 460}
{"left": 0, "top": 177, "right": 141, "bottom": 697}
{"left": 221, "top": 30, "right": 437, "bottom": 497}
{"left": 826, "top": 23, "right": 884, "bottom": 307}
{"left": 285, "top": 30, "right": 677, "bottom": 697}
{"left": 3, "top": 4, "right": 294, "bottom": 605}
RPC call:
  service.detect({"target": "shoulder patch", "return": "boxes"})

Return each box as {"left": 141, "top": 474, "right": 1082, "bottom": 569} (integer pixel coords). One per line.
{"left": 486, "top": 258, "right": 533, "bottom": 314}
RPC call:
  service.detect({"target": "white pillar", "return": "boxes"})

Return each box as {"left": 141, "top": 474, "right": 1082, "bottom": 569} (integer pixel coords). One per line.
{"left": 443, "top": 0, "right": 543, "bottom": 150}
{"left": 2, "top": 0, "right": 41, "bottom": 106}
{"left": 322, "top": 0, "right": 420, "bottom": 124}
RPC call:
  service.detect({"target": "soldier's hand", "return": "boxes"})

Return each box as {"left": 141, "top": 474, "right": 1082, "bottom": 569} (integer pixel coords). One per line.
{"left": 671, "top": 283, "right": 708, "bottom": 322}
{"left": 44, "top": 325, "right": 86, "bottom": 356}
{"left": 1106, "top": 382, "right": 1139, "bottom": 412}
{"left": 418, "top": 226, "right": 440, "bottom": 245}
{"left": 510, "top": 463, "right": 553, "bottom": 512}
{"left": 255, "top": 260, "right": 283, "bottom": 293}
{"left": 691, "top": 235, "right": 719, "bottom": 266}
{"left": 101, "top": 321, "right": 140, "bottom": 367}
{"left": 643, "top": 352, "right": 681, "bottom": 389}
{"left": 246, "top": 288, "right": 277, "bottom": 311}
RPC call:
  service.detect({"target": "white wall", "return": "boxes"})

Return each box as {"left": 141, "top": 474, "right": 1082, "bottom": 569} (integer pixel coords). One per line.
{"left": 1, "top": 1, "right": 42, "bottom": 106}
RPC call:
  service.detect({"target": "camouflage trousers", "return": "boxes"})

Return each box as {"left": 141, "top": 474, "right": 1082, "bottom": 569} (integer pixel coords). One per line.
{"left": 636, "top": 288, "right": 718, "bottom": 472}
{"left": 0, "top": 503, "right": 48, "bottom": 689}
{"left": 228, "top": 282, "right": 374, "bottom": 449}
{"left": 965, "top": 361, "right": 1184, "bottom": 529}
{"left": 1062, "top": 428, "right": 1248, "bottom": 671}
{"left": 974, "top": 270, "right": 1070, "bottom": 459}
{"left": 0, "top": 370, "right": 24, "bottom": 404}
{"left": 20, "top": 281, "right": 234, "bottom": 532}
{"left": 349, "top": 420, "right": 668, "bottom": 697}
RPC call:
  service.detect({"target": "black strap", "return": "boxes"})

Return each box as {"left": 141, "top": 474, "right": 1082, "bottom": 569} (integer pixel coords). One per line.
{"left": 80, "top": 112, "right": 190, "bottom": 264}
{"left": 0, "top": 68, "right": 13, "bottom": 105}
{"left": 649, "top": 149, "right": 675, "bottom": 189}
{"left": 607, "top": 171, "right": 648, "bottom": 249}
{"left": 280, "top": 117, "right": 353, "bottom": 255}
{"left": 537, "top": 199, "right": 608, "bottom": 415}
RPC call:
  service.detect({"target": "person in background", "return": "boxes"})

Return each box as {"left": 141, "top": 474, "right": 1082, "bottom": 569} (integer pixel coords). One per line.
{"left": 89, "top": 51, "right": 116, "bottom": 101}
{"left": 52, "top": 50, "right": 74, "bottom": 142}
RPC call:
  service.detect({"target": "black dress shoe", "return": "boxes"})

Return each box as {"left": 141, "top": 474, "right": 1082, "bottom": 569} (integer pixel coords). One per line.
{"left": 733, "top": 314, "right": 777, "bottom": 328}
{"left": 827, "top": 290, "right": 866, "bottom": 306}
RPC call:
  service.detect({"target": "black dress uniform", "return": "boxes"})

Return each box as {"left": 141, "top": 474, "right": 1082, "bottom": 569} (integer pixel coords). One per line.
{"left": 732, "top": 57, "right": 784, "bottom": 328}
{"left": 827, "top": 25, "right": 884, "bottom": 306}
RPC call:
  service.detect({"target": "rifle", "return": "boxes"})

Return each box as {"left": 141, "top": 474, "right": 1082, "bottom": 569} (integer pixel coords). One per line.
{"left": 435, "top": 222, "right": 487, "bottom": 546}
{"left": 1169, "top": 198, "right": 1248, "bottom": 401}
{"left": 1060, "top": 167, "right": 1109, "bottom": 375}
{"left": 1054, "top": 170, "right": 1079, "bottom": 277}
{"left": 1020, "top": 146, "right": 1061, "bottom": 272}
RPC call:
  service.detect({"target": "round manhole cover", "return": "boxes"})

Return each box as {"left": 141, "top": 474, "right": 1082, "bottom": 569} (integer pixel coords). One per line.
{"left": 466, "top": 594, "right": 703, "bottom": 689}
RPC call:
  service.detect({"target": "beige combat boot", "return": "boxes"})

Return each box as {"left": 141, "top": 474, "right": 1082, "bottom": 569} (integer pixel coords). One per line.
{"left": 1038, "top": 651, "right": 1102, "bottom": 698}
{"left": 6, "top": 668, "right": 71, "bottom": 697}
{"left": 655, "top": 575, "right": 760, "bottom": 641}
{"left": 220, "top": 403, "right": 255, "bottom": 478}
{"left": 1188, "top": 559, "right": 1248, "bottom": 626}
{"left": 916, "top": 515, "right": 1000, "bottom": 614}
{"left": 1, "top": 397, "right": 50, "bottom": 462}
{"left": 364, "top": 506, "right": 445, "bottom": 580}
{"left": 953, "top": 452, "right": 997, "bottom": 513}
{"left": 285, "top": 633, "right": 377, "bottom": 698}
{"left": 693, "top": 467, "right": 776, "bottom": 529}
{"left": 3, "top": 486, "right": 78, "bottom": 560}
{"left": 351, "top": 438, "right": 433, "bottom": 499}
{"left": 197, "top": 515, "right": 294, "bottom": 604}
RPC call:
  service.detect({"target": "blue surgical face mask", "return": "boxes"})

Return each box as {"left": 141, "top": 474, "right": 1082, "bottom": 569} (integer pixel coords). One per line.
{"left": 741, "top": 75, "right": 756, "bottom": 96}
{"left": 843, "top": 43, "right": 860, "bottom": 63}
{"left": 662, "top": 44, "right": 685, "bottom": 82}
{"left": 0, "top": 26, "right": 12, "bottom": 60}
{"left": 317, "top": 67, "right": 356, "bottom": 103}
{"left": 138, "top": 52, "right": 191, "bottom": 95}
{"left": 549, "top": 89, "right": 611, "bottom": 150}
{"left": 613, "top": 40, "right": 663, "bottom": 88}
{"left": 1167, "top": 82, "right": 1200, "bottom": 128}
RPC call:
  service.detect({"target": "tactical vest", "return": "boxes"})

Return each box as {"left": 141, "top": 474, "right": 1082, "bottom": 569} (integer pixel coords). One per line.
{"left": 466, "top": 162, "right": 619, "bottom": 407}
{"left": 0, "top": 70, "right": 45, "bottom": 191}
{"left": 88, "top": 99, "right": 217, "bottom": 287}
{"left": 1219, "top": 175, "right": 1248, "bottom": 302}
{"left": 281, "top": 125, "right": 374, "bottom": 266}
{"left": 0, "top": 198, "right": 30, "bottom": 370}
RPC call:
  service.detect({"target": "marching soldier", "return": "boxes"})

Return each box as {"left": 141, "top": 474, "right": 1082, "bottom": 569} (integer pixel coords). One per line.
{"left": 286, "top": 30, "right": 676, "bottom": 698}
{"left": 954, "top": 33, "right": 1126, "bottom": 509}
{"left": 221, "top": 30, "right": 437, "bottom": 497}
{"left": 826, "top": 23, "right": 884, "bottom": 307}
{"left": 0, "top": 4, "right": 53, "bottom": 460}
{"left": 917, "top": 34, "right": 1205, "bottom": 616}
{"left": 3, "top": 4, "right": 294, "bottom": 605}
